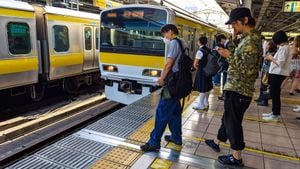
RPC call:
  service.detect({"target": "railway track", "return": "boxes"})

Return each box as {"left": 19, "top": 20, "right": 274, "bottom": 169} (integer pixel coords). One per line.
{"left": 0, "top": 93, "right": 122, "bottom": 167}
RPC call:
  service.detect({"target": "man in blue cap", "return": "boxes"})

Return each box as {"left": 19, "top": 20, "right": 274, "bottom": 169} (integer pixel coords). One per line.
{"left": 204, "top": 7, "right": 262, "bottom": 166}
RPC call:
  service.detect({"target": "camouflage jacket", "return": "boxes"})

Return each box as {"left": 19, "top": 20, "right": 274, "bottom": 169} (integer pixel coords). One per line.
{"left": 224, "top": 29, "right": 262, "bottom": 97}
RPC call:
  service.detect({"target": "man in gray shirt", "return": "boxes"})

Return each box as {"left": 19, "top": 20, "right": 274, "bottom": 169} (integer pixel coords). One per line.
{"left": 141, "top": 24, "right": 187, "bottom": 152}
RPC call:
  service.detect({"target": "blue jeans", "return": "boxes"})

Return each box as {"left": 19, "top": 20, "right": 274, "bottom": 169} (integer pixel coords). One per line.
{"left": 213, "top": 74, "right": 220, "bottom": 85}
{"left": 147, "top": 97, "right": 182, "bottom": 147}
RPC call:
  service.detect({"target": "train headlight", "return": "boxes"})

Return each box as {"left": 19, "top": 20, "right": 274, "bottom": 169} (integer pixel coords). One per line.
{"left": 143, "top": 69, "right": 161, "bottom": 77}
{"left": 103, "top": 65, "right": 118, "bottom": 72}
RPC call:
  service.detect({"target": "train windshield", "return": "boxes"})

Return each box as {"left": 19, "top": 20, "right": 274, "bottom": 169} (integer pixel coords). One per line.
{"left": 100, "top": 7, "right": 167, "bottom": 56}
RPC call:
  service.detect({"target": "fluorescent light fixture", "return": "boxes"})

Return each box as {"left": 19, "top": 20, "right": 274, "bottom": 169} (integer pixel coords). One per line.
{"left": 239, "top": 0, "right": 243, "bottom": 5}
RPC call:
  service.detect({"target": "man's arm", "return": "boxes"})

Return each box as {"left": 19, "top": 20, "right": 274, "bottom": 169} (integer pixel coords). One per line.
{"left": 157, "top": 58, "right": 175, "bottom": 86}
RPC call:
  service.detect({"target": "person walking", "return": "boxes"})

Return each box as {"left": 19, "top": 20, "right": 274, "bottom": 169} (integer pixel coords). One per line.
{"left": 204, "top": 7, "right": 262, "bottom": 166}
{"left": 140, "top": 24, "right": 187, "bottom": 152}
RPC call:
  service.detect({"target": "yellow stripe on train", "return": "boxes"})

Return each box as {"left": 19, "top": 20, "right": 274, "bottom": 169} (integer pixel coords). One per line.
{"left": 50, "top": 53, "right": 83, "bottom": 67}
{"left": 100, "top": 52, "right": 165, "bottom": 69}
{"left": 47, "top": 14, "right": 99, "bottom": 24}
{"left": 0, "top": 8, "right": 34, "bottom": 19}
{"left": 0, "top": 57, "right": 38, "bottom": 75}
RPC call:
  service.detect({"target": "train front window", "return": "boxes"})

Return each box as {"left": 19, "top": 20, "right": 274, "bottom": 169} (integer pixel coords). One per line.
{"left": 100, "top": 8, "right": 167, "bottom": 56}
{"left": 7, "top": 22, "right": 31, "bottom": 55}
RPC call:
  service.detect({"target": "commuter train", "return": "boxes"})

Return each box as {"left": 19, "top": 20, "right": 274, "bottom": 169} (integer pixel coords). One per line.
{"left": 0, "top": 0, "right": 100, "bottom": 100}
{"left": 99, "top": 4, "right": 226, "bottom": 104}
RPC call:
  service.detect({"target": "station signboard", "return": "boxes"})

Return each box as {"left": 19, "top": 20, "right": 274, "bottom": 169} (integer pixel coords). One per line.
{"left": 283, "top": 1, "right": 300, "bottom": 12}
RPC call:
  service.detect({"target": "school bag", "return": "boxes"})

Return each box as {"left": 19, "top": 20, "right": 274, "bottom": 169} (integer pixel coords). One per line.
{"left": 202, "top": 49, "right": 221, "bottom": 77}
{"left": 165, "top": 38, "right": 193, "bottom": 99}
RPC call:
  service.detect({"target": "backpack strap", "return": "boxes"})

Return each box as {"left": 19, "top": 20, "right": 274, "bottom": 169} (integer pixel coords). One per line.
{"left": 174, "top": 38, "right": 189, "bottom": 57}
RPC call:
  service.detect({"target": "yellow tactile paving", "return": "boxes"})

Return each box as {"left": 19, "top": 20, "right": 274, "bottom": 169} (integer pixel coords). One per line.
{"left": 150, "top": 158, "right": 173, "bottom": 169}
{"left": 166, "top": 142, "right": 182, "bottom": 151}
{"left": 102, "top": 147, "right": 141, "bottom": 166}
{"left": 127, "top": 130, "right": 150, "bottom": 143}
{"left": 90, "top": 159, "right": 128, "bottom": 169}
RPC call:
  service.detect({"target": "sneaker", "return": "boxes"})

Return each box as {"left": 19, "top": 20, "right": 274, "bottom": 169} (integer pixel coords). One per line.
{"left": 296, "top": 117, "right": 300, "bottom": 121}
{"left": 289, "top": 92, "right": 295, "bottom": 96}
{"left": 262, "top": 115, "right": 280, "bottom": 122}
{"left": 295, "top": 89, "right": 300, "bottom": 93}
{"left": 218, "top": 154, "right": 244, "bottom": 167}
{"left": 192, "top": 106, "right": 206, "bottom": 110}
{"left": 293, "top": 106, "right": 300, "bottom": 112}
{"left": 205, "top": 139, "right": 220, "bottom": 152}
{"left": 262, "top": 112, "right": 273, "bottom": 117}
{"left": 164, "top": 135, "right": 182, "bottom": 145}
{"left": 140, "top": 143, "right": 160, "bottom": 152}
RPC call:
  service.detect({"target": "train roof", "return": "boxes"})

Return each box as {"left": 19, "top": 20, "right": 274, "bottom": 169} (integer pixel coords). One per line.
{"left": 0, "top": 0, "right": 34, "bottom": 11}
{"left": 44, "top": 6, "right": 99, "bottom": 20}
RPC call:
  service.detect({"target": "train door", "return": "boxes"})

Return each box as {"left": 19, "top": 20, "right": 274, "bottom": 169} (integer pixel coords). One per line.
{"left": 94, "top": 27, "right": 99, "bottom": 68}
{"left": 83, "top": 25, "right": 98, "bottom": 70}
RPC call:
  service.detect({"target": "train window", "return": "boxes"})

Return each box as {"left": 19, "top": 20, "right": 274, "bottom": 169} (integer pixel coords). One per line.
{"left": 53, "top": 25, "right": 69, "bottom": 52}
{"left": 7, "top": 22, "right": 31, "bottom": 55}
{"left": 84, "top": 27, "right": 92, "bottom": 50}
{"left": 95, "top": 28, "right": 99, "bottom": 50}
{"left": 100, "top": 8, "right": 167, "bottom": 56}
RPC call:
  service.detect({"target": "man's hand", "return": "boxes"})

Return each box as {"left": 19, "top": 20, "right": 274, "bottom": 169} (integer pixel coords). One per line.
{"left": 157, "top": 77, "right": 165, "bottom": 86}
{"left": 217, "top": 48, "right": 231, "bottom": 58}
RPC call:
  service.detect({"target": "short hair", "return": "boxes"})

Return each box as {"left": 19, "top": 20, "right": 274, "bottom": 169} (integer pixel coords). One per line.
{"left": 216, "top": 34, "right": 226, "bottom": 43}
{"left": 272, "top": 31, "right": 288, "bottom": 45}
{"left": 261, "top": 36, "right": 265, "bottom": 40}
{"left": 160, "top": 24, "right": 179, "bottom": 35}
{"left": 199, "top": 36, "right": 208, "bottom": 45}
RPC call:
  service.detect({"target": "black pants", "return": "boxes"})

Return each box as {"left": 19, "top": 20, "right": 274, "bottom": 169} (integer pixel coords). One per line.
{"left": 269, "top": 74, "right": 286, "bottom": 115}
{"left": 217, "top": 91, "right": 251, "bottom": 150}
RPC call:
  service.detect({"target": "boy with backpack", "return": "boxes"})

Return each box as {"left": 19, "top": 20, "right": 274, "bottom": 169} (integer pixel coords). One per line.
{"left": 140, "top": 24, "right": 191, "bottom": 152}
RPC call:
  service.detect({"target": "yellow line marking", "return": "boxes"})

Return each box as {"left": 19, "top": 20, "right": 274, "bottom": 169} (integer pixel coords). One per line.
{"left": 47, "top": 14, "right": 99, "bottom": 24}
{"left": 0, "top": 8, "right": 34, "bottom": 19}
{"left": 0, "top": 57, "right": 38, "bottom": 75}
{"left": 100, "top": 52, "right": 165, "bottom": 69}
{"left": 50, "top": 53, "right": 83, "bottom": 67}
{"left": 150, "top": 158, "right": 173, "bottom": 169}
{"left": 183, "top": 135, "right": 300, "bottom": 162}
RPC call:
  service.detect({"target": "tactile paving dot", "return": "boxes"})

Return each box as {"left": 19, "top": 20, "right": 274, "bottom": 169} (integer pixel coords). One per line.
{"left": 102, "top": 147, "right": 140, "bottom": 165}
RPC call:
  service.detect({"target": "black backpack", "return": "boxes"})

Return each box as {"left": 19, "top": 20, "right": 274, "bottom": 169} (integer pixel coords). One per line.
{"left": 165, "top": 38, "right": 193, "bottom": 99}
{"left": 203, "top": 49, "right": 221, "bottom": 77}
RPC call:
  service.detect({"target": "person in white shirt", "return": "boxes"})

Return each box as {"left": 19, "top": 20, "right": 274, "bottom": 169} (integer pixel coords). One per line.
{"left": 262, "top": 31, "right": 292, "bottom": 121}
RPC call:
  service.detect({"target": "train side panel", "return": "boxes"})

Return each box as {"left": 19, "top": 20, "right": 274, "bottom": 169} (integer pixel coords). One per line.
{"left": 0, "top": 6, "right": 38, "bottom": 90}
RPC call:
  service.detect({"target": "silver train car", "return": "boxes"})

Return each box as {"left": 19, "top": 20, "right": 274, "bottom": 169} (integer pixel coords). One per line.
{"left": 0, "top": 0, "right": 100, "bottom": 100}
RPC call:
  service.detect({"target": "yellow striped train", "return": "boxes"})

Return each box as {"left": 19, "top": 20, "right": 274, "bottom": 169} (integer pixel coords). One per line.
{"left": 99, "top": 4, "right": 227, "bottom": 104}
{"left": 0, "top": 0, "right": 100, "bottom": 100}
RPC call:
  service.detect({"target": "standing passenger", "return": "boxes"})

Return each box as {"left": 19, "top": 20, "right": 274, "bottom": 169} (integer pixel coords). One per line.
{"left": 262, "top": 31, "right": 292, "bottom": 121}
{"left": 192, "top": 37, "right": 213, "bottom": 110}
{"left": 204, "top": 7, "right": 262, "bottom": 166}
{"left": 140, "top": 24, "right": 187, "bottom": 152}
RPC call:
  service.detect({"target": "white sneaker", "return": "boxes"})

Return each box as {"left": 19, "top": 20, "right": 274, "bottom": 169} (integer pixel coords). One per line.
{"left": 262, "top": 115, "right": 280, "bottom": 122}
{"left": 262, "top": 112, "right": 273, "bottom": 117}
{"left": 293, "top": 107, "right": 300, "bottom": 112}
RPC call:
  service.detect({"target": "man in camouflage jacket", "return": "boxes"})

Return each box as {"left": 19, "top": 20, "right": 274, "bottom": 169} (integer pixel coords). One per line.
{"left": 204, "top": 7, "right": 262, "bottom": 167}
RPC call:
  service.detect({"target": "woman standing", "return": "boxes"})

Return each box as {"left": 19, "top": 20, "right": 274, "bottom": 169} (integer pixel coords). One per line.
{"left": 192, "top": 36, "right": 213, "bottom": 110}
{"left": 262, "top": 31, "right": 292, "bottom": 121}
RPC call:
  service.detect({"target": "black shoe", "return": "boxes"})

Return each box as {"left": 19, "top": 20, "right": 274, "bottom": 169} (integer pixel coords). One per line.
{"left": 289, "top": 92, "right": 295, "bottom": 96}
{"left": 164, "top": 135, "right": 182, "bottom": 145}
{"left": 140, "top": 143, "right": 160, "bottom": 152}
{"left": 205, "top": 139, "right": 220, "bottom": 152}
{"left": 254, "top": 98, "right": 261, "bottom": 102}
{"left": 218, "top": 154, "right": 244, "bottom": 167}
{"left": 218, "top": 96, "right": 224, "bottom": 101}
{"left": 296, "top": 117, "right": 300, "bottom": 121}
{"left": 257, "top": 100, "right": 268, "bottom": 106}
{"left": 295, "top": 89, "right": 300, "bottom": 93}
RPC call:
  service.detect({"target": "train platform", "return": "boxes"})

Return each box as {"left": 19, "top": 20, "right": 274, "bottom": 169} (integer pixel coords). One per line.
{"left": 6, "top": 82, "right": 300, "bottom": 169}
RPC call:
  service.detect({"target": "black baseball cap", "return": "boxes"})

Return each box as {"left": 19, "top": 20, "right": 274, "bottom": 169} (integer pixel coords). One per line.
{"left": 225, "top": 7, "right": 252, "bottom": 25}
